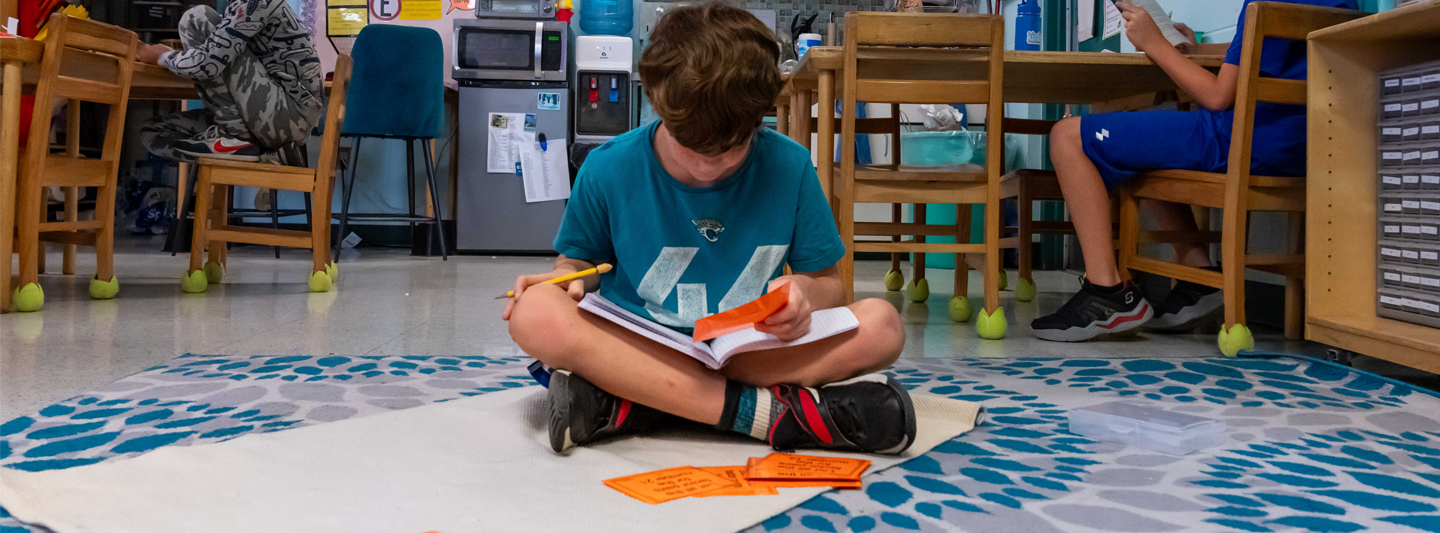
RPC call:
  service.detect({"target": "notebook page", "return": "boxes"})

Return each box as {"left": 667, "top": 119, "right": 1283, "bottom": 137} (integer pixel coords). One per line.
{"left": 708, "top": 307, "right": 860, "bottom": 364}
{"left": 577, "top": 294, "right": 721, "bottom": 367}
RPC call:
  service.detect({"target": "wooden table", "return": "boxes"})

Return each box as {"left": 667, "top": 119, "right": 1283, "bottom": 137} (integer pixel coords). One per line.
{"left": 2, "top": 35, "right": 195, "bottom": 312}
{"left": 779, "top": 46, "right": 1224, "bottom": 200}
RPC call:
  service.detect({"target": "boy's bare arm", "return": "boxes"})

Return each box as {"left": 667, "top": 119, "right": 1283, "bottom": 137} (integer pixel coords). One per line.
{"left": 1119, "top": 2, "right": 1239, "bottom": 112}
{"left": 757, "top": 266, "right": 845, "bottom": 342}
{"left": 501, "top": 255, "right": 597, "bottom": 321}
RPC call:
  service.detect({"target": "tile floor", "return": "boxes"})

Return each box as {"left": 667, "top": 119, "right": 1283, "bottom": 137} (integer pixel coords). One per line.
{"left": 1, "top": 235, "right": 1429, "bottom": 418}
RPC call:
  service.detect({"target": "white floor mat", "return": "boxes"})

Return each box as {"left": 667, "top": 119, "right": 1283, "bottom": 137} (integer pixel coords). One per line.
{"left": 0, "top": 387, "right": 982, "bottom": 533}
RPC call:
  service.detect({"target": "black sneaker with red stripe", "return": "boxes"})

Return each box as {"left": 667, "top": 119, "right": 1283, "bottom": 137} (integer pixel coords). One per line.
{"left": 1031, "top": 277, "right": 1153, "bottom": 342}
{"left": 767, "top": 374, "right": 917, "bottom": 455}
{"left": 547, "top": 369, "right": 666, "bottom": 453}
{"left": 172, "top": 126, "right": 263, "bottom": 162}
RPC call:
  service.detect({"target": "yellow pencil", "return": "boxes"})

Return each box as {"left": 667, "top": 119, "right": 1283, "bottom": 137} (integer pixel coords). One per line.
{"left": 497, "top": 263, "right": 613, "bottom": 299}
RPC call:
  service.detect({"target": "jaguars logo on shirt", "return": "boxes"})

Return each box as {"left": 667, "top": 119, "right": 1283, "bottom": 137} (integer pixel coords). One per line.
{"left": 692, "top": 219, "right": 724, "bottom": 243}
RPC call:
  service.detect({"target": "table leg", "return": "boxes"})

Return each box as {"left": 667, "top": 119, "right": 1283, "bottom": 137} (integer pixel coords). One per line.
{"left": 795, "top": 89, "right": 812, "bottom": 152}
{"left": 0, "top": 60, "right": 21, "bottom": 312}
{"left": 63, "top": 99, "right": 79, "bottom": 275}
{"left": 776, "top": 101, "right": 789, "bottom": 137}
{"left": 816, "top": 71, "right": 835, "bottom": 204}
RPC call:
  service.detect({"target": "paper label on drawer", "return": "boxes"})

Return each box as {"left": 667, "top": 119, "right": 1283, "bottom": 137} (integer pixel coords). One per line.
{"left": 1422, "top": 278, "right": 1439, "bottom": 287}
{"left": 1386, "top": 225, "right": 1402, "bottom": 233}
{"left": 1386, "top": 272, "right": 1402, "bottom": 281}
{"left": 1386, "top": 203, "right": 1403, "bottom": 212}
{"left": 1385, "top": 152, "right": 1404, "bottom": 160}
{"left": 1382, "top": 295, "right": 1401, "bottom": 305}
{"left": 1405, "top": 274, "right": 1422, "bottom": 283}
{"left": 1405, "top": 250, "right": 1421, "bottom": 259}
{"left": 1406, "top": 127, "right": 1422, "bottom": 136}
{"left": 1425, "top": 151, "right": 1440, "bottom": 161}
{"left": 1425, "top": 175, "right": 1440, "bottom": 184}
{"left": 1387, "top": 79, "right": 1402, "bottom": 88}
{"left": 1426, "top": 100, "right": 1440, "bottom": 110}
{"left": 1405, "top": 152, "right": 1422, "bottom": 161}
{"left": 1426, "top": 74, "right": 1440, "bottom": 83}
{"left": 1385, "top": 176, "right": 1403, "bottom": 184}
{"left": 1388, "top": 104, "right": 1404, "bottom": 112}
{"left": 1406, "top": 103, "right": 1421, "bottom": 112}
{"left": 1424, "top": 226, "right": 1437, "bottom": 235}
{"left": 1405, "top": 78, "right": 1423, "bottom": 87}
{"left": 1427, "top": 126, "right": 1440, "bottom": 134}
{"left": 1404, "top": 200, "right": 1421, "bottom": 209}
{"left": 1421, "top": 301, "right": 1438, "bottom": 313}
{"left": 1406, "top": 175, "right": 1422, "bottom": 184}
{"left": 1386, "top": 127, "right": 1405, "bottom": 135}
{"left": 1405, "top": 226, "right": 1423, "bottom": 234}
{"left": 1422, "top": 201, "right": 1440, "bottom": 210}
{"left": 1425, "top": 251, "right": 1438, "bottom": 260}
{"left": 1383, "top": 247, "right": 1402, "bottom": 257}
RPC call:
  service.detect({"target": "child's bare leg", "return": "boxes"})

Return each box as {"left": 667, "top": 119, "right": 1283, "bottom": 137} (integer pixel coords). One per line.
{"left": 1050, "top": 117, "right": 1122, "bottom": 286}
{"left": 508, "top": 284, "right": 905, "bottom": 425}
{"left": 1145, "top": 200, "right": 1213, "bottom": 268}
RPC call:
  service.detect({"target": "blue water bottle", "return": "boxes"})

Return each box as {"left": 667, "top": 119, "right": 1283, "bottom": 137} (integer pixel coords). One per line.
{"left": 579, "top": 0, "right": 633, "bottom": 36}
{"left": 1014, "top": 0, "right": 1041, "bottom": 51}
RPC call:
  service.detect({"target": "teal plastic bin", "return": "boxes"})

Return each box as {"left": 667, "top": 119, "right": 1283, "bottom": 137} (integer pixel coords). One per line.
{"left": 900, "top": 131, "right": 987, "bottom": 270}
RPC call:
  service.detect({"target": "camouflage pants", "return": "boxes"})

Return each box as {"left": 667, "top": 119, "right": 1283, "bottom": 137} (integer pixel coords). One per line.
{"left": 140, "top": 6, "right": 313, "bottom": 161}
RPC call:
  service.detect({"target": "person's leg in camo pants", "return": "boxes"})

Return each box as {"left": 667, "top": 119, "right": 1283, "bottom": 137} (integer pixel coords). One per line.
{"left": 139, "top": 6, "right": 313, "bottom": 161}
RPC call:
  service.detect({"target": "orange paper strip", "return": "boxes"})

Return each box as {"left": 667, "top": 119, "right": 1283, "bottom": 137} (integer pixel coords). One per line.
{"left": 749, "top": 479, "right": 863, "bottom": 489}
{"left": 692, "top": 284, "right": 791, "bottom": 342}
{"left": 693, "top": 466, "right": 780, "bottom": 497}
{"left": 603, "top": 466, "right": 738, "bottom": 505}
{"left": 746, "top": 453, "right": 871, "bottom": 481}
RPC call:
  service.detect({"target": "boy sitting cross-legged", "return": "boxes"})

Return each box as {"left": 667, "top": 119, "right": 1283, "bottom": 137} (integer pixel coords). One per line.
{"left": 504, "top": 3, "right": 913, "bottom": 455}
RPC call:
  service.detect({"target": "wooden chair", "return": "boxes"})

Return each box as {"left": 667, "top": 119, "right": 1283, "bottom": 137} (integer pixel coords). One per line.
{"left": 181, "top": 54, "right": 353, "bottom": 294}
{"left": 1116, "top": 1, "right": 1362, "bottom": 355}
{"left": 10, "top": 15, "right": 137, "bottom": 312}
{"left": 834, "top": 12, "right": 1009, "bottom": 339}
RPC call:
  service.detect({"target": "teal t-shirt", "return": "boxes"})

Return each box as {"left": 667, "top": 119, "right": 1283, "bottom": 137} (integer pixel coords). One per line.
{"left": 553, "top": 121, "right": 845, "bottom": 332}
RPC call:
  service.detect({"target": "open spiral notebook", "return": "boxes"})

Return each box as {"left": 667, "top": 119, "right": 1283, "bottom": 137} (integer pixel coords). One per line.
{"left": 577, "top": 293, "right": 860, "bottom": 369}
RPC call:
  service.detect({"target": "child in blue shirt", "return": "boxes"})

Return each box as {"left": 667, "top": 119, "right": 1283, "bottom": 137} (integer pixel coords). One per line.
{"left": 1031, "top": 0, "right": 1357, "bottom": 342}
{"left": 503, "top": 3, "right": 914, "bottom": 455}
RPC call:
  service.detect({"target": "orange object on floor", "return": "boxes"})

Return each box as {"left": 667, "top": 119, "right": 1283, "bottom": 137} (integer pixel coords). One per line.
{"left": 694, "top": 466, "right": 779, "bottom": 497}
{"left": 745, "top": 453, "right": 870, "bottom": 482}
{"left": 603, "top": 466, "right": 737, "bottom": 505}
{"left": 692, "top": 283, "right": 791, "bottom": 342}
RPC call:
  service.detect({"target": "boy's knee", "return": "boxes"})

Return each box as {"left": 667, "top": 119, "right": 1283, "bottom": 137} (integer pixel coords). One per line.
{"left": 508, "top": 284, "right": 582, "bottom": 366}
{"left": 179, "top": 6, "right": 220, "bottom": 44}
{"left": 1051, "top": 116, "right": 1083, "bottom": 150}
{"left": 851, "top": 298, "right": 905, "bottom": 368}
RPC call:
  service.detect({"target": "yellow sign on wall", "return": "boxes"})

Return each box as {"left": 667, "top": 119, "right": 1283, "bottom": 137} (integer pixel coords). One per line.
{"left": 327, "top": 7, "right": 369, "bottom": 35}
{"left": 399, "top": 0, "right": 442, "bottom": 20}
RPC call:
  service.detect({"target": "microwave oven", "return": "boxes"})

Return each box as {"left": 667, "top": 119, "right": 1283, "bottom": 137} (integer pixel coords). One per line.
{"left": 453, "top": 19, "right": 567, "bottom": 82}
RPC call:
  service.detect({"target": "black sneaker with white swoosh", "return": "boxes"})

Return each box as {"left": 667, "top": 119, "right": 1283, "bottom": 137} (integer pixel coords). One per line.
{"left": 1031, "top": 278, "right": 1153, "bottom": 342}
{"left": 172, "top": 126, "right": 263, "bottom": 162}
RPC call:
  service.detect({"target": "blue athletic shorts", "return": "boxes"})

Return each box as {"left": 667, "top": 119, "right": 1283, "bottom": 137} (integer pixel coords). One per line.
{"left": 1080, "top": 109, "right": 1292, "bottom": 189}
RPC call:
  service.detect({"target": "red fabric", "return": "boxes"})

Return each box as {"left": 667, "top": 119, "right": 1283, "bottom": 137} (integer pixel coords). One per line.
{"left": 17, "top": 96, "right": 34, "bottom": 148}
{"left": 797, "top": 391, "right": 833, "bottom": 445}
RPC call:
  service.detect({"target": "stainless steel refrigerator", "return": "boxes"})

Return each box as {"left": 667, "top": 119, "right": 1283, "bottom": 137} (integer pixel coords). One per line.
{"left": 456, "top": 81, "right": 570, "bottom": 253}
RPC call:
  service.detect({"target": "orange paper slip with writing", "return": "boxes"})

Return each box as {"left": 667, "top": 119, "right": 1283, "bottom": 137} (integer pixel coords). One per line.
{"left": 692, "top": 284, "right": 791, "bottom": 342}
{"left": 747, "top": 453, "right": 871, "bottom": 481}
{"left": 603, "top": 466, "right": 738, "bottom": 504}
{"left": 693, "top": 466, "right": 781, "bottom": 497}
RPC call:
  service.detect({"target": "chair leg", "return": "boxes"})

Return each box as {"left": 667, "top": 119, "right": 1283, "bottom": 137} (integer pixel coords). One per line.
{"left": 953, "top": 203, "right": 974, "bottom": 321}
{"left": 94, "top": 172, "right": 119, "bottom": 287}
{"left": 1283, "top": 212, "right": 1305, "bottom": 341}
{"left": 910, "top": 204, "right": 929, "bottom": 303}
{"left": 208, "top": 185, "right": 228, "bottom": 269}
{"left": 890, "top": 203, "right": 902, "bottom": 273}
{"left": 406, "top": 139, "right": 417, "bottom": 234}
{"left": 335, "top": 137, "right": 361, "bottom": 263}
{"left": 62, "top": 185, "right": 77, "bottom": 275}
{"left": 188, "top": 167, "right": 214, "bottom": 275}
{"left": 1017, "top": 179, "right": 1033, "bottom": 284}
{"left": 422, "top": 140, "right": 448, "bottom": 260}
{"left": 169, "top": 162, "right": 196, "bottom": 256}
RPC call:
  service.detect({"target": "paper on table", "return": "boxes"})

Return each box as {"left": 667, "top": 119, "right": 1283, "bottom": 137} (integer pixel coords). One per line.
{"left": 518, "top": 138, "right": 571, "bottom": 203}
{"left": 1102, "top": 0, "right": 1123, "bottom": 39}
{"left": 486, "top": 112, "right": 529, "bottom": 174}
{"left": 1077, "top": 0, "right": 1095, "bottom": 42}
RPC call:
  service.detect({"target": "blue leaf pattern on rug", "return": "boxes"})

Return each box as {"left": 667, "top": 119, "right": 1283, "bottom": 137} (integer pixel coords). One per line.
{"left": 4, "top": 355, "right": 1440, "bottom": 533}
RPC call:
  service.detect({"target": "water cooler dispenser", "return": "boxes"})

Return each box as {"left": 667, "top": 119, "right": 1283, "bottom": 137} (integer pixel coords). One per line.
{"left": 571, "top": 35, "right": 635, "bottom": 144}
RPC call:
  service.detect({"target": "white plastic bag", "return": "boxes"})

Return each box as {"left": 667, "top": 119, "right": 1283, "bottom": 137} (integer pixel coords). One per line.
{"left": 918, "top": 104, "right": 966, "bottom": 131}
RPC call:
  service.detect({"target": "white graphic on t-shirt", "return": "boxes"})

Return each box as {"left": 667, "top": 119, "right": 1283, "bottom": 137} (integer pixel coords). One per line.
{"left": 636, "top": 245, "right": 790, "bottom": 328}
{"left": 1096, "top": 128, "right": 1110, "bottom": 141}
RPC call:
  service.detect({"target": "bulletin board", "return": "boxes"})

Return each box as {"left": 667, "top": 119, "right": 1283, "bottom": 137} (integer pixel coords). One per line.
{"left": 312, "top": 0, "right": 474, "bottom": 85}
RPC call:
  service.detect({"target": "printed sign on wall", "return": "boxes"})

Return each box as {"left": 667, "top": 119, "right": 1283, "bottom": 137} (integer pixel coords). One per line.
{"left": 400, "top": 0, "right": 443, "bottom": 19}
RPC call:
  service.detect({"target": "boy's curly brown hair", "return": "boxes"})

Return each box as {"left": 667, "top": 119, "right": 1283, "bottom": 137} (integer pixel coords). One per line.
{"left": 639, "top": 3, "right": 782, "bottom": 156}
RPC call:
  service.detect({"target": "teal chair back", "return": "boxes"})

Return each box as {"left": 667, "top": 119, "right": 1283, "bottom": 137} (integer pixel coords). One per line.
{"left": 341, "top": 25, "right": 445, "bottom": 139}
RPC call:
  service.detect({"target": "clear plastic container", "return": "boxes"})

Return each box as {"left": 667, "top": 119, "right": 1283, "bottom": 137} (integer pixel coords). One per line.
{"left": 1067, "top": 402, "right": 1225, "bottom": 455}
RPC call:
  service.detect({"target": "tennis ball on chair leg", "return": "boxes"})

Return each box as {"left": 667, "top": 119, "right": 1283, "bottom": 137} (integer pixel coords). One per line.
{"left": 883, "top": 269, "right": 904, "bottom": 291}
{"left": 975, "top": 307, "right": 1007, "bottom": 340}
{"left": 89, "top": 276, "right": 119, "bottom": 300}
{"left": 907, "top": 278, "right": 930, "bottom": 302}
{"left": 13, "top": 283, "right": 44, "bottom": 312}
{"left": 308, "top": 270, "right": 332, "bottom": 293}
{"left": 180, "top": 270, "right": 208, "bottom": 293}
{"left": 1016, "top": 278, "right": 1036, "bottom": 302}
{"left": 325, "top": 261, "right": 338, "bottom": 281}
{"left": 998, "top": 269, "right": 1008, "bottom": 291}
{"left": 202, "top": 262, "right": 223, "bottom": 284}
{"left": 1217, "top": 324, "right": 1254, "bottom": 357}
{"left": 948, "top": 296, "right": 972, "bottom": 322}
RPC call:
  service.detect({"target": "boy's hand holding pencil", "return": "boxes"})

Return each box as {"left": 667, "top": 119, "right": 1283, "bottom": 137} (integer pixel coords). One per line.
{"left": 501, "top": 262, "right": 611, "bottom": 321}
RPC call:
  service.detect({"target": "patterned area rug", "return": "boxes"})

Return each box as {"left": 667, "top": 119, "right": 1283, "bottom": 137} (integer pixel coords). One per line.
{"left": 3, "top": 353, "right": 1439, "bottom": 533}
